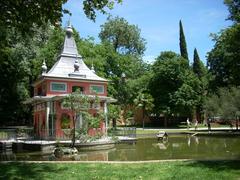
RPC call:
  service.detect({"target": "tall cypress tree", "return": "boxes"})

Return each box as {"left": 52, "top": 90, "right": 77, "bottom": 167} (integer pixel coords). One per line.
{"left": 192, "top": 48, "right": 207, "bottom": 123}
{"left": 179, "top": 20, "right": 189, "bottom": 60}
{"left": 193, "top": 48, "right": 205, "bottom": 78}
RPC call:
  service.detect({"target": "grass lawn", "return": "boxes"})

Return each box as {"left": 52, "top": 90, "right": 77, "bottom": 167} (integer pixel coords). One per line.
{"left": 0, "top": 160, "right": 239, "bottom": 180}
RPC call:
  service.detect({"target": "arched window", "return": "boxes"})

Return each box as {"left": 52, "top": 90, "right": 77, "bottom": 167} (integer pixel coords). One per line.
{"left": 60, "top": 113, "right": 71, "bottom": 129}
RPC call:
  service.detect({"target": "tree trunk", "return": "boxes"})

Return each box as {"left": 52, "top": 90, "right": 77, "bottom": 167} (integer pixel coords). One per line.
{"left": 196, "top": 106, "right": 201, "bottom": 123}
{"left": 164, "top": 115, "right": 167, "bottom": 128}
{"left": 142, "top": 108, "right": 145, "bottom": 129}
{"left": 113, "top": 118, "right": 116, "bottom": 130}
{"left": 71, "top": 113, "right": 76, "bottom": 148}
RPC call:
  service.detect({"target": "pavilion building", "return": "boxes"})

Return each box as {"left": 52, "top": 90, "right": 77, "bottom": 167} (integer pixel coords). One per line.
{"left": 30, "top": 25, "right": 115, "bottom": 139}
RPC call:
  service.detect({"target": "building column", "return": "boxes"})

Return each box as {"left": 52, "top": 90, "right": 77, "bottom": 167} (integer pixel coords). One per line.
{"left": 45, "top": 101, "right": 50, "bottom": 137}
{"left": 103, "top": 101, "right": 108, "bottom": 136}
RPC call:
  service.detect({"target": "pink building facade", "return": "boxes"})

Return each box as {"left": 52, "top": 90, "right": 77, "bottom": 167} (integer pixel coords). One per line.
{"left": 30, "top": 25, "right": 115, "bottom": 139}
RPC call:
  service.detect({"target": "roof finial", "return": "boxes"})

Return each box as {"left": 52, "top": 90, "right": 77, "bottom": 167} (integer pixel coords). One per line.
{"left": 91, "top": 61, "right": 95, "bottom": 74}
{"left": 41, "top": 60, "right": 47, "bottom": 75}
{"left": 66, "top": 20, "right": 73, "bottom": 37}
{"left": 74, "top": 55, "right": 79, "bottom": 72}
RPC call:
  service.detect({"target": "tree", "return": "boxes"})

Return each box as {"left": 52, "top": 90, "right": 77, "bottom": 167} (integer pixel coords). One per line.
{"left": 193, "top": 48, "right": 207, "bottom": 78}
{"left": 83, "top": 0, "right": 122, "bottom": 21}
{"left": 149, "top": 51, "right": 200, "bottom": 126}
{"left": 99, "top": 16, "right": 146, "bottom": 55}
{"left": 0, "top": 0, "right": 67, "bottom": 33}
{"left": 179, "top": 20, "right": 189, "bottom": 60}
{"left": 224, "top": 0, "right": 240, "bottom": 23}
{"left": 134, "top": 92, "right": 154, "bottom": 129}
{"left": 207, "top": 24, "right": 240, "bottom": 89}
{"left": 126, "top": 71, "right": 153, "bottom": 104}
{"left": 62, "top": 90, "right": 90, "bottom": 147}
{"left": 0, "top": 23, "right": 55, "bottom": 125}
{"left": 205, "top": 93, "right": 220, "bottom": 118}
{"left": 205, "top": 87, "right": 240, "bottom": 130}
{"left": 0, "top": 0, "right": 122, "bottom": 33}
{"left": 192, "top": 48, "right": 208, "bottom": 122}
{"left": 0, "top": 23, "right": 66, "bottom": 125}
{"left": 207, "top": 0, "right": 240, "bottom": 89}
{"left": 78, "top": 33, "right": 149, "bottom": 106}
{"left": 108, "top": 104, "right": 121, "bottom": 129}
{"left": 0, "top": 0, "right": 122, "bottom": 126}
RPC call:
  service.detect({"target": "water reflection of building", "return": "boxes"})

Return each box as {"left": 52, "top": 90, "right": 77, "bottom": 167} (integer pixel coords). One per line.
{"left": 53, "top": 148, "right": 116, "bottom": 161}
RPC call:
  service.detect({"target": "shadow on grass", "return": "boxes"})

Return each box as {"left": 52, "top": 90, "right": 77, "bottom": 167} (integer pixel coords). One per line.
{"left": 183, "top": 160, "right": 240, "bottom": 171}
{"left": 0, "top": 162, "right": 66, "bottom": 179}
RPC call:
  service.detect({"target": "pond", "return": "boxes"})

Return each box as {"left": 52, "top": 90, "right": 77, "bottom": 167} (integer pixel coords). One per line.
{"left": 1, "top": 135, "right": 239, "bottom": 161}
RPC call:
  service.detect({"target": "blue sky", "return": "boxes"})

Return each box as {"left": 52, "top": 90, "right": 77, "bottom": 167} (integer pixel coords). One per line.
{"left": 62, "top": 0, "right": 232, "bottom": 64}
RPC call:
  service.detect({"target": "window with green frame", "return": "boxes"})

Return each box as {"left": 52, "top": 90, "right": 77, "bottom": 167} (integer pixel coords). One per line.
{"left": 50, "top": 82, "right": 67, "bottom": 92}
{"left": 90, "top": 85, "right": 104, "bottom": 94}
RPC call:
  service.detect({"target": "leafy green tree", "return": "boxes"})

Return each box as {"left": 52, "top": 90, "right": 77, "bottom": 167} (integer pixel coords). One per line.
{"left": 179, "top": 20, "right": 189, "bottom": 60}
{"left": 207, "top": 24, "right": 240, "bottom": 88}
{"left": 134, "top": 92, "right": 154, "bottom": 129}
{"left": 205, "top": 87, "right": 240, "bottom": 130}
{"left": 126, "top": 71, "right": 153, "bottom": 104}
{"left": 0, "top": 24, "right": 54, "bottom": 125}
{"left": 207, "top": 0, "right": 240, "bottom": 89}
{"left": 0, "top": 0, "right": 122, "bottom": 33}
{"left": 0, "top": 0, "right": 67, "bottom": 33}
{"left": 83, "top": 0, "right": 122, "bottom": 21}
{"left": 78, "top": 17, "right": 150, "bottom": 110}
{"left": 99, "top": 16, "right": 146, "bottom": 55}
{"left": 62, "top": 90, "right": 90, "bottom": 147}
{"left": 149, "top": 51, "right": 200, "bottom": 126}
{"left": 192, "top": 48, "right": 208, "bottom": 122}
{"left": 31, "top": 27, "right": 65, "bottom": 81}
{"left": 193, "top": 48, "right": 207, "bottom": 78}
{"left": 78, "top": 32, "right": 149, "bottom": 106}
{"left": 108, "top": 104, "right": 121, "bottom": 129}
{"left": 224, "top": 0, "right": 240, "bottom": 23}
{"left": 0, "top": 0, "right": 122, "bottom": 126}
{"left": 205, "top": 94, "right": 220, "bottom": 118}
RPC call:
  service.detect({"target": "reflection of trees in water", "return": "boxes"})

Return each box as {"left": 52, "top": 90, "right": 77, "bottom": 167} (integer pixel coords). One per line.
{"left": 200, "top": 136, "right": 240, "bottom": 159}
{"left": 112, "top": 142, "right": 137, "bottom": 161}
{"left": 2, "top": 136, "right": 239, "bottom": 161}
{"left": 77, "top": 148, "right": 116, "bottom": 161}
{"left": 91, "top": 137, "right": 239, "bottom": 160}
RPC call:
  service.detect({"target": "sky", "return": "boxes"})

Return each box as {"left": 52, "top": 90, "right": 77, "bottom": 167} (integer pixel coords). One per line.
{"left": 62, "top": 0, "right": 232, "bottom": 64}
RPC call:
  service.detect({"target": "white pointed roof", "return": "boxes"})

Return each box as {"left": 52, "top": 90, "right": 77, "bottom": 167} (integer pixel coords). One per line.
{"left": 43, "top": 25, "right": 107, "bottom": 82}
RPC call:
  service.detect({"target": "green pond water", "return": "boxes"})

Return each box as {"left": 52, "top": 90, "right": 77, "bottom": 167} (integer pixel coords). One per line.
{"left": 1, "top": 135, "right": 240, "bottom": 161}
